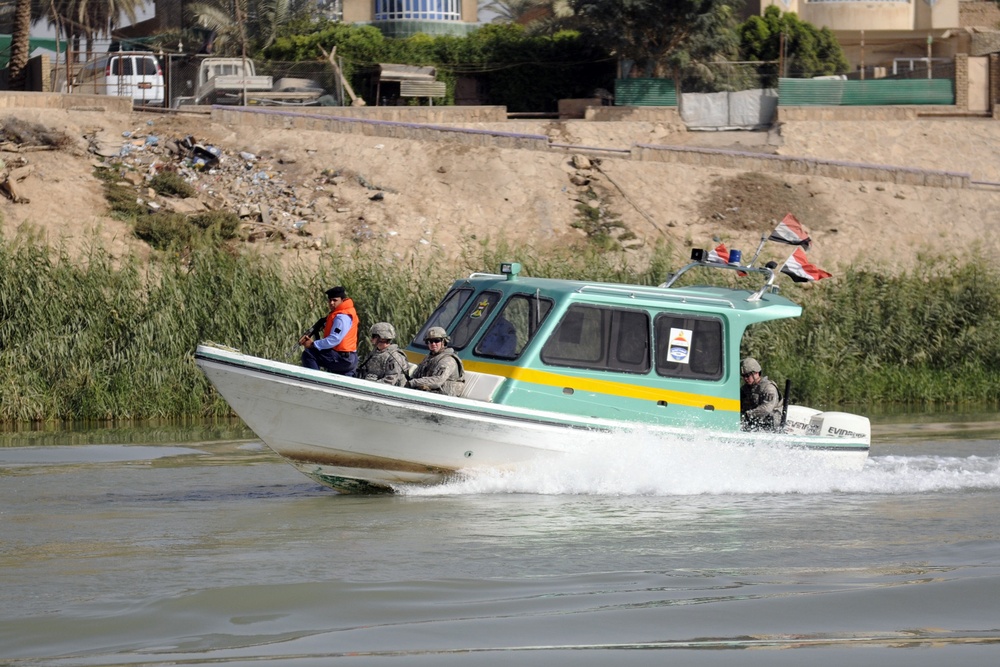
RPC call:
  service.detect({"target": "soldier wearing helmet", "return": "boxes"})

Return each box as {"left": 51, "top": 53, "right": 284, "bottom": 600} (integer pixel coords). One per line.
{"left": 739, "top": 357, "right": 782, "bottom": 431}
{"left": 357, "top": 322, "right": 410, "bottom": 386}
{"left": 406, "top": 326, "right": 465, "bottom": 396}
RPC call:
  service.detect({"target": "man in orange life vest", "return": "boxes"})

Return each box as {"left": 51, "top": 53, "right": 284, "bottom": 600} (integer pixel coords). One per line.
{"left": 299, "top": 286, "right": 359, "bottom": 376}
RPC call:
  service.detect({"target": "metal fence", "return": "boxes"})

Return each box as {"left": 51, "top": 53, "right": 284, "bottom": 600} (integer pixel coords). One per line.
{"left": 614, "top": 59, "right": 957, "bottom": 108}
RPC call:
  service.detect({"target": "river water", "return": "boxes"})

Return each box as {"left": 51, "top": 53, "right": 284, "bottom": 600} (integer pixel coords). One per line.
{"left": 2, "top": 414, "right": 1000, "bottom": 666}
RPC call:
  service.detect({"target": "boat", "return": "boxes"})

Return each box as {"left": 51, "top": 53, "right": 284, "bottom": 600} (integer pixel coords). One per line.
{"left": 195, "top": 255, "right": 871, "bottom": 493}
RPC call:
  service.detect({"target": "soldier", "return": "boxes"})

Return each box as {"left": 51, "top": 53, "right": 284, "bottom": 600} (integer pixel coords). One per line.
{"left": 739, "top": 357, "right": 783, "bottom": 431}
{"left": 407, "top": 326, "right": 465, "bottom": 396}
{"left": 358, "top": 322, "right": 409, "bottom": 387}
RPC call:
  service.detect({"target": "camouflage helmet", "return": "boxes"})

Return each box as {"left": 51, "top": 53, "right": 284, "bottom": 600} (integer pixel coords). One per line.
{"left": 740, "top": 357, "right": 762, "bottom": 375}
{"left": 369, "top": 322, "right": 396, "bottom": 340}
{"left": 425, "top": 326, "right": 450, "bottom": 343}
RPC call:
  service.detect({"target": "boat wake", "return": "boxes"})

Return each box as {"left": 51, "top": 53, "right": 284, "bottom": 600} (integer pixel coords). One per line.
{"left": 396, "top": 430, "right": 1000, "bottom": 497}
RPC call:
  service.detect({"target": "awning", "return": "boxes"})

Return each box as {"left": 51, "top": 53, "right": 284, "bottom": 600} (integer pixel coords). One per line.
{"left": 0, "top": 35, "right": 68, "bottom": 69}
{"left": 378, "top": 63, "right": 436, "bottom": 82}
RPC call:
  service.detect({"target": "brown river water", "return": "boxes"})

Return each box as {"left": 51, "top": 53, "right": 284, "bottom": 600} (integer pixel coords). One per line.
{"left": 2, "top": 414, "right": 999, "bottom": 666}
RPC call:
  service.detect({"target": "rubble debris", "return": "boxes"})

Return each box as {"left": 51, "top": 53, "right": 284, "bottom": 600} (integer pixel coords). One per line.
{"left": 85, "top": 125, "right": 342, "bottom": 245}
{"left": 0, "top": 156, "right": 33, "bottom": 203}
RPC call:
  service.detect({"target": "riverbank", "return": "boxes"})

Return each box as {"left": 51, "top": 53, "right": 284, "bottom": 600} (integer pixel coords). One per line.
{"left": 2, "top": 107, "right": 1000, "bottom": 273}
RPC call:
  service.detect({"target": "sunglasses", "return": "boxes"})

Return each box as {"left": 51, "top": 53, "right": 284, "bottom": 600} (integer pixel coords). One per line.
{"left": 426, "top": 338, "right": 444, "bottom": 344}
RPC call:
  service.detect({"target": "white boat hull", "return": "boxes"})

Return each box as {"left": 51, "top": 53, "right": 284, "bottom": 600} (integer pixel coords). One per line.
{"left": 195, "top": 345, "right": 870, "bottom": 492}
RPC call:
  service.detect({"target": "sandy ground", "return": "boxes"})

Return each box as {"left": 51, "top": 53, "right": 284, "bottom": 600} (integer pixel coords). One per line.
{"left": 2, "top": 106, "right": 1000, "bottom": 276}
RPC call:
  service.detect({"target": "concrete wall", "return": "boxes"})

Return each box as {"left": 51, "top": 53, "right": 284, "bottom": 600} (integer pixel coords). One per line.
{"left": 250, "top": 105, "right": 507, "bottom": 123}
{"left": 211, "top": 106, "right": 548, "bottom": 150}
{"left": 776, "top": 105, "right": 922, "bottom": 121}
{"left": 806, "top": 2, "right": 914, "bottom": 32}
{"left": 584, "top": 106, "right": 683, "bottom": 124}
{"left": 0, "top": 91, "right": 132, "bottom": 113}
{"left": 760, "top": 0, "right": 961, "bottom": 30}
{"left": 630, "top": 143, "right": 971, "bottom": 189}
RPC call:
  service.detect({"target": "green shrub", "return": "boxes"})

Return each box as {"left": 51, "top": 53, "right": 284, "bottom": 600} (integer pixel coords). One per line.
{"left": 133, "top": 212, "right": 195, "bottom": 249}
{"left": 190, "top": 210, "right": 240, "bottom": 239}
{"left": 150, "top": 170, "right": 197, "bottom": 198}
{"left": 104, "top": 181, "right": 148, "bottom": 219}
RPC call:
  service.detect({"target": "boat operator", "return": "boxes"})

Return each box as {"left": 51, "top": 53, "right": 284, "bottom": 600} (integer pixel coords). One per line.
{"left": 299, "top": 286, "right": 359, "bottom": 376}
{"left": 407, "top": 326, "right": 465, "bottom": 396}
{"left": 739, "top": 357, "right": 782, "bottom": 431}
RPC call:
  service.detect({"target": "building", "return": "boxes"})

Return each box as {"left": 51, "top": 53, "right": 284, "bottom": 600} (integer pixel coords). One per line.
{"left": 345, "top": 0, "right": 480, "bottom": 37}
{"left": 152, "top": 0, "right": 481, "bottom": 39}
{"left": 747, "top": 1, "right": 1000, "bottom": 77}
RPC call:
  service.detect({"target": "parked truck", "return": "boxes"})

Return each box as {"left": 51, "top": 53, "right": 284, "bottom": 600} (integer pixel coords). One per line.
{"left": 173, "top": 57, "right": 325, "bottom": 108}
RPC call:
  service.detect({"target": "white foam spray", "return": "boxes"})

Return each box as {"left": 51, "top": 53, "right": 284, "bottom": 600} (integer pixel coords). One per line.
{"left": 397, "top": 427, "right": 1000, "bottom": 496}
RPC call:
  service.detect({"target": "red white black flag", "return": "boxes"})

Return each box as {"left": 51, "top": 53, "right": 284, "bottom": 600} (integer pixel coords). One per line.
{"left": 707, "top": 243, "right": 730, "bottom": 263}
{"left": 769, "top": 213, "right": 812, "bottom": 250}
{"left": 781, "top": 248, "right": 832, "bottom": 283}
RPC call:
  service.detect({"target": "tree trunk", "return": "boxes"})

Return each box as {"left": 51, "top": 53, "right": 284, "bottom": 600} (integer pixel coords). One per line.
{"left": 8, "top": 0, "right": 32, "bottom": 90}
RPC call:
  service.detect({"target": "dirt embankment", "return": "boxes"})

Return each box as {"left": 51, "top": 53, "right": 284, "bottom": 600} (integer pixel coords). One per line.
{"left": 2, "top": 107, "right": 999, "bottom": 275}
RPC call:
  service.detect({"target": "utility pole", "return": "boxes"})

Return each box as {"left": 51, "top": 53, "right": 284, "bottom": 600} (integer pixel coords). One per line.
{"left": 927, "top": 33, "right": 933, "bottom": 79}
{"left": 860, "top": 29, "right": 865, "bottom": 81}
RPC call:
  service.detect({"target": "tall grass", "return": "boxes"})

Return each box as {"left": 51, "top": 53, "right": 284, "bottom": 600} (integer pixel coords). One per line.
{"left": 3, "top": 231, "right": 1000, "bottom": 423}
{"left": 747, "top": 254, "right": 1000, "bottom": 408}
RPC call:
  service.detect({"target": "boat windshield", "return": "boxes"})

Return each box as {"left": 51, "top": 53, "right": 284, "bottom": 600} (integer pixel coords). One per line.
{"left": 474, "top": 293, "right": 555, "bottom": 360}
{"left": 412, "top": 287, "right": 474, "bottom": 348}
{"left": 449, "top": 291, "right": 503, "bottom": 350}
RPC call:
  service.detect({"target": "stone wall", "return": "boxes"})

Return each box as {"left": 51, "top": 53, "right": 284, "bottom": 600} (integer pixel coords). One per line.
{"left": 961, "top": 0, "right": 1000, "bottom": 28}
{"left": 956, "top": 53, "right": 970, "bottom": 110}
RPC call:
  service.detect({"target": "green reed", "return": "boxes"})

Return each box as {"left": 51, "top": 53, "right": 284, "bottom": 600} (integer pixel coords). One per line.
{"left": 3, "top": 231, "right": 1000, "bottom": 423}
{"left": 748, "top": 254, "right": 1000, "bottom": 408}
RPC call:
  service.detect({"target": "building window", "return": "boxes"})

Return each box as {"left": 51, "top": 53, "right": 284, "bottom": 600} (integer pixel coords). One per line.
{"left": 375, "top": 0, "right": 462, "bottom": 21}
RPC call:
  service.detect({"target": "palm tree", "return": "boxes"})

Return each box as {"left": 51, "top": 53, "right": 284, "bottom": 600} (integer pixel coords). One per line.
{"left": 7, "top": 0, "right": 33, "bottom": 89}
{"left": 480, "top": 0, "right": 576, "bottom": 33}
{"left": 480, "top": 0, "right": 545, "bottom": 24}
{"left": 187, "top": 0, "right": 311, "bottom": 56}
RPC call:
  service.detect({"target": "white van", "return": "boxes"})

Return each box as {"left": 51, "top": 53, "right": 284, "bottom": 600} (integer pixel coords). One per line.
{"left": 75, "top": 52, "right": 165, "bottom": 107}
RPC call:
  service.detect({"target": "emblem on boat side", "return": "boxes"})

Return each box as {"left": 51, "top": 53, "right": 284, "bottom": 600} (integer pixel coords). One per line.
{"left": 668, "top": 328, "right": 693, "bottom": 364}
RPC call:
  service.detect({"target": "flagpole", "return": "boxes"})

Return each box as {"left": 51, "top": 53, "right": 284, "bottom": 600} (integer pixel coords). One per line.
{"left": 776, "top": 248, "right": 798, "bottom": 273}
{"left": 747, "top": 233, "right": 769, "bottom": 267}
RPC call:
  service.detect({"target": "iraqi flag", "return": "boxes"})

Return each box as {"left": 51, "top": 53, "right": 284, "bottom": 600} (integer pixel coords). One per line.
{"left": 707, "top": 242, "right": 747, "bottom": 275}
{"left": 781, "top": 248, "right": 832, "bottom": 283}
{"left": 707, "top": 243, "right": 730, "bottom": 263}
{"left": 769, "top": 213, "right": 812, "bottom": 250}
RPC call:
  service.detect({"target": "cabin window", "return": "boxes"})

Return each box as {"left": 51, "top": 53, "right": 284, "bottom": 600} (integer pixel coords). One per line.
{"left": 540, "top": 305, "right": 650, "bottom": 373}
{"left": 474, "top": 294, "right": 554, "bottom": 360}
{"left": 412, "top": 287, "right": 474, "bottom": 349}
{"left": 449, "top": 291, "right": 503, "bottom": 350}
{"left": 654, "top": 313, "right": 724, "bottom": 380}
